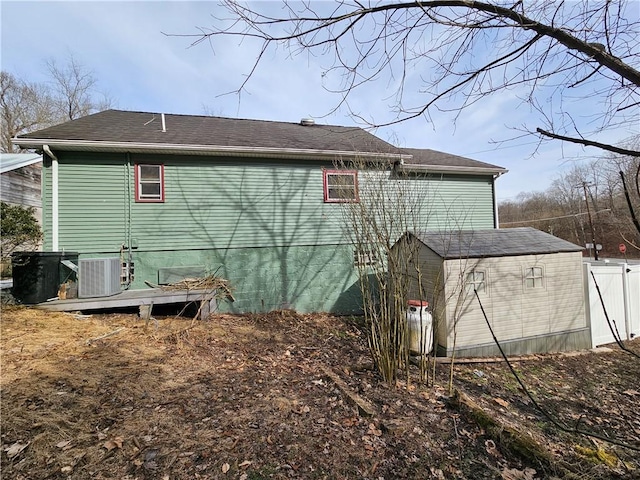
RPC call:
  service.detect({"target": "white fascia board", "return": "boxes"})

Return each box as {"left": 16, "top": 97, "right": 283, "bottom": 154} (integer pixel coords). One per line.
{"left": 398, "top": 164, "right": 508, "bottom": 176}
{"left": 12, "top": 138, "right": 410, "bottom": 162}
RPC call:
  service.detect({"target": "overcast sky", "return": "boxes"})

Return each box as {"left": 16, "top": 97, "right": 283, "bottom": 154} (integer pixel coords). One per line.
{"left": 2, "top": 1, "right": 635, "bottom": 202}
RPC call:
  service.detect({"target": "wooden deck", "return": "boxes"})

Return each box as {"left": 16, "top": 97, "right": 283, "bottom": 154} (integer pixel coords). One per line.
{"left": 37, "top": 288, "right": 217, "bottom": 318}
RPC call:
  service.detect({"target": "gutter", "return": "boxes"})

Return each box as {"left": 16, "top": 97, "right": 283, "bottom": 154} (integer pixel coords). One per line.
{"left": 397, "top": 163, "right": 508, "bottom": 176}
{"left": 12, "top": 138, "right": 411, "bottom": 163}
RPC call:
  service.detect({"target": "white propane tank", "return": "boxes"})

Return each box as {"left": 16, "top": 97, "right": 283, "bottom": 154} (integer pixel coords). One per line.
{"left": 406, "top": 300, "right": 433, "bottom": 355}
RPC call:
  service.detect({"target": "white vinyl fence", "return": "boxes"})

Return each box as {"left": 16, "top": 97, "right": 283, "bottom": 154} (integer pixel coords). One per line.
{"left": 584, "top": 261, "right": 640, "bottom": 348}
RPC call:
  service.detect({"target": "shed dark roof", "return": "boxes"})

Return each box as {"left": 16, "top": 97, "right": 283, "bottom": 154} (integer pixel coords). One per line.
{"left": 411, "top": 227, "right": 583, "bottom": 259}
{"left": 16, "top": 109, "right": 401, "bottom": 155}
{"left": 401, "top": 148, "right": 504, "bottom": 172}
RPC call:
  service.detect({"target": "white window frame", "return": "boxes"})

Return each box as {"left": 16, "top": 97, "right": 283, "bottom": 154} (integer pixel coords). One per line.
{"left": 135, "top": 164, "right": 164, "bottom": 202}
{"left": 465, "top": 270, "right": 486, "bottom": 294}
{"left": 323, "top": 169, "right": 359, "bottom": 203}
{"left": 525, "top": 266, "right": 544, "bottom": 289}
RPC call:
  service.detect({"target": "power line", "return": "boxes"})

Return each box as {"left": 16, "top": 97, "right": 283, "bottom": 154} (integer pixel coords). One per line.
{"left": 500, "top": 208, "right": 611, "bottom": 225}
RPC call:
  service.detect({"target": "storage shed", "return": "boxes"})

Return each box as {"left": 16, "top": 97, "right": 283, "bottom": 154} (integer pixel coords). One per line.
{"left": 397, "top": 227, "right": 590, "bottom": 357}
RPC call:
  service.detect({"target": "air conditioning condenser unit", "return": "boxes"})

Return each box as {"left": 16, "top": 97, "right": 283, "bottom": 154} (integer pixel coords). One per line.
{"left": 78, "top": 258, "right": 121, "bottom": 298}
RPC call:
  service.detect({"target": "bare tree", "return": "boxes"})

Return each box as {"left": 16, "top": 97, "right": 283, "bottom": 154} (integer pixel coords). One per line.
{"left": 185, "top": 0, "right": 639, "bottom": 157}
{"left": 46, "top": 55, "right": 111, "bottom": 122}
{"left": 0, "top": 72, "right": 55, "bottom": 153}
{"left": 2, "top": 55, "right": 112, "bottom": 152}
{"left": 335, "top": 156, "right": 487, "bottom": 385}
{"left": 499, "top": 148, "right": 640, "bottom": 255}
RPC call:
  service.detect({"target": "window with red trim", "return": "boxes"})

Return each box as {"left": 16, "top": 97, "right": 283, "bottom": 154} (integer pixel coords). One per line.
{"left": 135, "top": 164, "right": 164, "bottom": 202}
{"left": 323, "top": 169, "right": 358, "bottom": 203}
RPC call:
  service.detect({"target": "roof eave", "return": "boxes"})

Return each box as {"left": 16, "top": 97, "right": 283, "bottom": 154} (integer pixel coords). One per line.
{"left": 398, "top": 163, "right": 507, "bottom": 176}
{"left": 440, "top": 249, "right": 583, "bottom": 259}
{"left": 0, "top": 154, "right": 43, "bottom": 174}
{"left": 12, "top": 138, "right": 410, "bottom": 162}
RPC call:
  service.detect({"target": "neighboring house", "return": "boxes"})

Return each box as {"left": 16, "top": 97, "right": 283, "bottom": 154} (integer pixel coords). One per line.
{"left": 396, "top": 227, "right": 590, "bottom": 357}
{"left": 0, "top": 153, "right": 42, "bottom": 223}
{"left": 13, "top": 109, "right": 506, "bottom": 313}
{"left": 0, "top": 153, "right": 43, "bottom": 274}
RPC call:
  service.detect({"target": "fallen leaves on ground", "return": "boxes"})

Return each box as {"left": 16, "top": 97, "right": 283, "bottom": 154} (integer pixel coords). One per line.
{"left": 1, "top": 306, "right": 639, "bottom": 479}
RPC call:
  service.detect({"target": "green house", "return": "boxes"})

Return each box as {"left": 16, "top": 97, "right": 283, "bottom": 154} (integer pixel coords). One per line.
{"left": 14, "top": 110, "right": 506, "bottom": 313}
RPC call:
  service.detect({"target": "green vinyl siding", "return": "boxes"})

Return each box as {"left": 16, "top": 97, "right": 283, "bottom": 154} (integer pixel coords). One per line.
{"left": 131, "top": 243, "right": 362, "bottom": 314}
{"left": 43, "top": 151, "right": 496, "bottom": 312}
{"left": 357, "top": 170, "right": 495, "bottom": 232}
{"left": 47, "top": 153, "right": 495, "bottom": 254}
{"left": 130, "top": 155, "right": 347, "bottom": 251}
{"left": 419, "top": 174, "right": 495, "bottom": 229}
{"left": 42, "top": 153, "right": 127, "bottom": 252}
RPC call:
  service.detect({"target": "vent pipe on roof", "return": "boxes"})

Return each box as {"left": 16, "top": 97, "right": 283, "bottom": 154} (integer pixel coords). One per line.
{"left": 161, "top": 113, "right": 166, "bottom": 132}
{"left": 300, "top": 118, "right": 315, "bottom": 126}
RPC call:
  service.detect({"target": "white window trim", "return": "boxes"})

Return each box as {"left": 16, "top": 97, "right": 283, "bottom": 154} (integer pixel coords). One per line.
{"left": 465, "top": 270, "right": 486, "bottom": 294}
{"left": 525, "top": 266, "right": 545, "bottom": 289}
{"left": 135, "top": 164, "right": 164, "bottom": 203}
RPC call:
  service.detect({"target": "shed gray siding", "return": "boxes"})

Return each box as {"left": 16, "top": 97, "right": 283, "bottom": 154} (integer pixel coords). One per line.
{"left": 438, "top": 252, "right": 587, "bottom": 355}
{"left": 398, "top": 230, "right": 590, "bottom": 357}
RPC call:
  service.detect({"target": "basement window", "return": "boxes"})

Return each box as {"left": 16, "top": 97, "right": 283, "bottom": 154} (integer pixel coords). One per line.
{"left": 525, "top": 266, "right": 544, "bottom": 288}
{"left": 465, "top": 270, "right": 486, "bottom": 294}
{"left": 354, "top": 248, "right": 378, "bottom": 267}
{"left": 323, "top": 170, "right": 358, "bottom": 203}
{"left": 135, "top": 164, "right": 164, "bottom": 202}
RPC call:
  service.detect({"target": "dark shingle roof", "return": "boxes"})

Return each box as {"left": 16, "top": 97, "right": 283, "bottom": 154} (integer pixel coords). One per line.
{"left": 401, "top": 148, "right": 504, "bottom": 172}
{"left": 17, "top": 109, "right": 401, "bottom": 155}
{"left": 411, "top": 227, "right": 583, "bottom": 259}
{"left": 16, "top": 110, "right": 507, "bottom": 174}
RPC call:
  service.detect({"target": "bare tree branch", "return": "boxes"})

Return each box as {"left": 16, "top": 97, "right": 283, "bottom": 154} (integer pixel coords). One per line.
{"left": 536, "top": 128, "right": 640, "bottom": 157}
{"left": 2, "top": 55, "right": 113, "bottom": 152}
{"left": 178, "top": 0, "right": 640, "bottom": 156}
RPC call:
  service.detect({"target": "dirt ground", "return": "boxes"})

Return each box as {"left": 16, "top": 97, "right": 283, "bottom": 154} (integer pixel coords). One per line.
{"left": 1, "top": 307, "right": 639, "bottom": 480}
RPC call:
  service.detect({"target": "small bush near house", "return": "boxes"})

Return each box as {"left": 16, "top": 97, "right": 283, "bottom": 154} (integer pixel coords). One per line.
{"left": 0, "top": 202, "right": 42, "bottom": 277}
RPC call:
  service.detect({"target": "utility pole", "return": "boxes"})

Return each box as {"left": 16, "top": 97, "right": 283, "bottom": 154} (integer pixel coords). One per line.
{"left": 582, "top": 182, "right": 599, "bottom": 261}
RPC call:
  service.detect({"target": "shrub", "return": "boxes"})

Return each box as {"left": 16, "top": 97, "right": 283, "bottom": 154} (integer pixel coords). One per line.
{"left": 1, "top": 202, "right": 42, "bottom": 277}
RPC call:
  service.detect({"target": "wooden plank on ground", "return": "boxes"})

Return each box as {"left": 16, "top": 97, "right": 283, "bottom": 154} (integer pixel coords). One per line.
{"left": 320, "top": 365, "right": 375, "bottom": 417}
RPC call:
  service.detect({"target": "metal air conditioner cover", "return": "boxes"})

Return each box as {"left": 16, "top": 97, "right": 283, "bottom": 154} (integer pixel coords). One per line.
{"left": 78, "top": 258, "right": 121, "bottom": 298}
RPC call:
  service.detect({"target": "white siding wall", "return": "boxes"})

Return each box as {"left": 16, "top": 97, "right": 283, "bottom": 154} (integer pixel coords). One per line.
{"left": 439, "top": 251, "right": 586, "bottom": 350}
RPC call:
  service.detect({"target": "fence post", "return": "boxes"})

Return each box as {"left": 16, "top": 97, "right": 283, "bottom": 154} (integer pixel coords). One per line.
{"left": 622, "top": 263, "right": 631, "bottom": 341}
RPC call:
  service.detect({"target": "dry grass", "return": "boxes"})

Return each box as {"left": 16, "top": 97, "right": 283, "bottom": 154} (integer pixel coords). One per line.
{"left": 1, "top": 306, "right": 638, "bottom": 479}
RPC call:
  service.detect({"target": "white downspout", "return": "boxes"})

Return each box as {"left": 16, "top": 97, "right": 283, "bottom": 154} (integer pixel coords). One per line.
{"left": 43, "top": 145, "right": 59, "bottom": 251}
{"left": 492, "top": 174, "right": 500, "bottom": 229}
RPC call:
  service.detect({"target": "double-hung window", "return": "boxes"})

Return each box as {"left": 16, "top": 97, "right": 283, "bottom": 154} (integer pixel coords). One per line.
{"left": 135, "top": 164, "right": 164, "bottom": 202}
{"left": 323, "top": 169, "right": 358, "bottom": 203}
